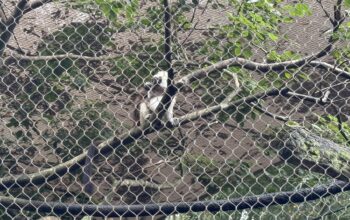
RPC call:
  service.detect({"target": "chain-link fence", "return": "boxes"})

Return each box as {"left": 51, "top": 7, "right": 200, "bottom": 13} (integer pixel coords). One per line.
{"left": 0, "top": 0, "right": 350, "bottom": 219}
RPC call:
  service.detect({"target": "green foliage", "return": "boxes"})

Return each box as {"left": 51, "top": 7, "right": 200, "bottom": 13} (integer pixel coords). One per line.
{"left": 113, "top": 45, "right": 168, "bottom": 86}
{"left": 191, "top": 0, "right": 313, "bottom": 126}
{"left": 284, "top": 3, "right": 312, "bottom": 17}
{"left": 95, "top": 0, "right": 140, "bottom": 27}
{"left": 267, "top": 50, "right": 300, "bottom": 62}
{"left": 345, "top": 0, "right": 350, "bottom": 8}
{"left": 70, "top": 0, "right": 140, "bottom": 27}
{"left": 312, "top": 114, "right": 350, "bottom": 145}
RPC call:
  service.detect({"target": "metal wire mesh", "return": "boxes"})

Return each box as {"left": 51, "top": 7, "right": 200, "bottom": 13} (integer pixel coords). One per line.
{"left": 0, "top": 0, "right": 350, "bottom": 219}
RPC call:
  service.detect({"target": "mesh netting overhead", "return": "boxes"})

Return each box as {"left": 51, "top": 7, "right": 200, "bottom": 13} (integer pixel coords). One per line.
{"left": 0, "top": 0, "right": 350, "bottom": 219}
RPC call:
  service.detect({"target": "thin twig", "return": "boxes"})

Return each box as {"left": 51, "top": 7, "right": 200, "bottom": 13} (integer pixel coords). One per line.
{"left": 320, "top": 81, "right": 350, "bottom": 92}
{"left": 251, "top": 102, "right": 289, "bottom": 122}
{"left": 222, "top": 69, "right": 241, "bottom": 103}
{"left": 316, "top": 0, "right": 333, "bottom": 23}
{"left": 179, "top": 0, "right": 209, "bottom": 47}
{"left": 286, "top": 91, "right": 329, "bottom": 104}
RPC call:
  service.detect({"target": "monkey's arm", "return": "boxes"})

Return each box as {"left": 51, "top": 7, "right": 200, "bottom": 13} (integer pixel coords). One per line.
{"left": 82, "top": 144, "right": 97, "bottom": 196}
{"left": 166, "top": 95, "right": 178, "bottom": 125}
{"left": 144, "top": 81, "right": 152, "bottom": 90}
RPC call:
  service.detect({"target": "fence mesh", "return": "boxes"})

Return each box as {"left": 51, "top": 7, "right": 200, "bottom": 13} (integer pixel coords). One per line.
{"left": 0, "top": 0, "right": 350, "bottom": 219}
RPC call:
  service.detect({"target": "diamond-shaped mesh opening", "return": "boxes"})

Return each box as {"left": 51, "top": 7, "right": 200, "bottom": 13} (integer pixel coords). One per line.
{"left": 1, "top": 0, "right": 350, "bottom": 219}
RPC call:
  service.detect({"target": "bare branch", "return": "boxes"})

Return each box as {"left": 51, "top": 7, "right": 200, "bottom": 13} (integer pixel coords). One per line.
{"left": 333, "top": 0, "right": 344, "bottom": 28}
{"left": 178, "top": 44, "right": 333, "bottom": 86}
{"left": 112, "top": 179, "right": 176, "bottom": 190}
{"left": 0, "top": 2, "right": 7, "bottom": 24}
{"left": 251, "top": 102, "right": 289, "bottom": 122}
{"left": 7, "top": 53, "right": 123, "bottom": 61}
{"left": 7, "top": 55, "right": 350, "bottom": 83}
{"left": 173, "top": 86, "right": 332, "bottom": 127}
{"left": 0, "top": 126, "right": 145, "bottom": 191}
{"left": 178, "top": 1, "right": 209, "bottom": 47}
{"left": 0, "top": 0, "right": 52, "bottom": 57}
{"left": 222, "top": 69, "right": 241, "bottom": 104}
{"left": 0, "top": 0, "right": 28, "bottom": 56}
{"left": 316, "top": 0, "right": 333, "bottom": 24}
{"left": 178, "top": 58, "right": 350, "bottom": 88}
{"left": 286, "top": 90, "right": 330, "bottom": 104}
{"left": 308, "top": 61, "right": 350, "bottom": 80}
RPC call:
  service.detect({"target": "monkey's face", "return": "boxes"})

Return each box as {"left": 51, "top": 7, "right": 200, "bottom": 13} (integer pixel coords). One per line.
{"left": 153, "top": 71, "right": 168, "bottom": 88}
{"left": 152, "top": 77, "right": 162, "bottom": 86}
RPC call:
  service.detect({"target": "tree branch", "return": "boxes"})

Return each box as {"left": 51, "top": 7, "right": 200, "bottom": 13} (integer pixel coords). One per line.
{"left": 112, "top": 179, "right": 176, "bottom": 190}
{"left": 251, "top": 102, "right": 289, "bottom": 122}
{"left": 0, "top": 126, "right": 145, "bottom": 191}
{"left": 0, "top": 0, "right": 52, "bottom": 57}
{"left": 171, "top": 87, "right": 330, "bottom": 126}
{"left": 7, "top": 53, "right": 123, "bottom": 61}
{"left": 178, "top": 44, "right": 333, "bottom": 86}
{"left": 222, "top": 69, "right": 240, "bottom": 103}
{"left": 308, "top": 61, "right": 350, "bottom": 80}
{"left": 154, "top": 0, "right": 177, "bottom": 122}
{"left": 316, "top": 0, "right": 333, "bottom": 24}
{"left": 0, "top": 0, "right": 28, "bottom": 57}
{"left": 0, "top": 86, "right": 276, "bottom": 190}
{"left": 0, "top": 80, "right": 333, "bottom": 191}
{"left": 280, "top": 128, "right": 350, "bottom": 181}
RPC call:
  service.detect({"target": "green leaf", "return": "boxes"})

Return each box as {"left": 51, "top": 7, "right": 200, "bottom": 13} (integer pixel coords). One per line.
{"left": 284, "top": 72, "right": 292, "bottom": 79}
{"left": 345, "top": 0, "right": 350, "bottom": 8}
{"left": 268, "top": 33, "right": 278, "bottom": 41}
{"left": 286, "top": 121, "right": 301, "bottom": 128}
{"left": 242, "top": 49, "right": 253, "bottom": 58}
{"left": 284, "top": 3, "right": 312, "bottom": 17}
{"left": 234, "top": 47, "right": 241, "bottom": 56}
